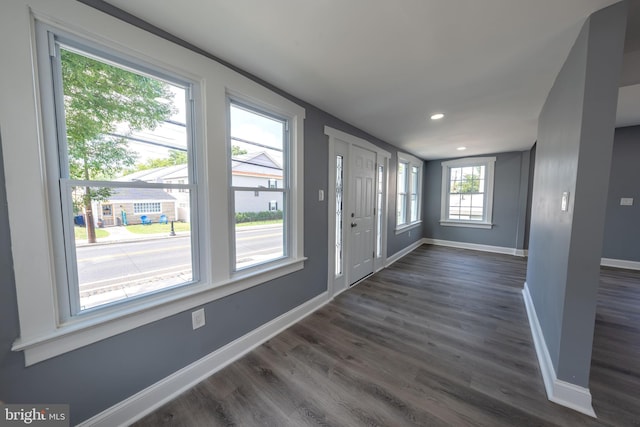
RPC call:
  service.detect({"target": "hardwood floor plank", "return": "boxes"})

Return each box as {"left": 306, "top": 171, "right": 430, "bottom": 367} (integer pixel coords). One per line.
{"left": 134, "top": 245, "right": 640, "bottom": 427}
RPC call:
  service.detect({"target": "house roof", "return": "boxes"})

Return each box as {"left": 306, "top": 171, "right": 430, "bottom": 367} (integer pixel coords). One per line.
{"left": 107, "top": 187, "right": 177, "bottom": 202}
{"left": 116, "top": 164, "right": 187, "bottom": 182}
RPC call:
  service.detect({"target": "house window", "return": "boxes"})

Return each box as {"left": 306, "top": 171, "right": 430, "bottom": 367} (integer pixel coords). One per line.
{"left": 229, "top": 101, "right": 288, "bottom": 270}
{"left": 39, "top": 26, "right": 197, "bottom": 317}
{"left": 396, "top": 153, "right": 423, "bottom": 231}
{"left": 440, "top": 156, "right": 496, "bottom": 228}
{"left": 133, "top": 202, "right": 162, "bottom": 214}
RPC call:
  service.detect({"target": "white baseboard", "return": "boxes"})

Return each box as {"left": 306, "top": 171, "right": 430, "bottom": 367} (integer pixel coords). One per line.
{"left": 521, "top": 282, "right": 596, "bottom": 418}
{"left": 385, "top": 239, "right": 425, "bottom": 267}
{"left": 601, "top": 257, "right": 640, "bottom": 271}
{"left": 79, "top": 292, "right": 331, "bottom": 427}
{"left": 424, "top": 238, "right": 527, "bottom": 257}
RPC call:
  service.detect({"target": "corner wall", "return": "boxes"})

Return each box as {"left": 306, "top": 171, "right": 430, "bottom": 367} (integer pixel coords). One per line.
{"left": 423, "top": 150, "right": 531, "bottom": 251}
{"left": 525, "top": 1, "right": 626, "bottom": 413}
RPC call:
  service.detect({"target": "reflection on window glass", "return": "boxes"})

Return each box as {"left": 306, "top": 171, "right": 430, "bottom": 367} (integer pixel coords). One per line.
{"left": 57, "top": 46, "right": 195, "bottom": 312}
{"left": 229, "top": 103, "right": 287, "bottom": 270}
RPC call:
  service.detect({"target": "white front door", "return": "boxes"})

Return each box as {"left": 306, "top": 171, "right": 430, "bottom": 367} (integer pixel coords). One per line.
{"left": 348, "top": 145, "right": 376, "bottom": 284}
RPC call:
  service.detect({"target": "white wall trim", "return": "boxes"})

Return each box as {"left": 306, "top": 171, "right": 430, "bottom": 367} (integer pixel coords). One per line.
{"left": 78, "top": 292, "right": 330, "bottom": 427}
{"left": 423, "top": 238, "right": 527, "bottom": 257}
{"left": 601, "top": 257, "right": 640, "bottom": 271}
{"left": 385, "top": 239, "right": 425, "bottom": 267}
{"left": 522, "top": 282, "right": 596, "bottom": 418}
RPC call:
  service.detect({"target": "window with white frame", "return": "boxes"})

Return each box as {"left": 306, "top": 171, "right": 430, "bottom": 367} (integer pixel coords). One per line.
{"left": 3, "top": 10, "right": 305, "bottom": 366}
{"left": 440, "top": 156, "right": 496, "bottom": 228}
{"left": 396, "top": 153, "right": 423, "bottom": 230}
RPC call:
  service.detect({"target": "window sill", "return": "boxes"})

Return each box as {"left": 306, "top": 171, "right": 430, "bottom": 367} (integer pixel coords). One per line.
{"left": 439, "top": 220, "right": 493, "bottom": 229}
{"left": 395, "top": 220, "right": 422, "bottom": 235}
{"left": 12, "top": 257, "right": 306, "bottom": 366}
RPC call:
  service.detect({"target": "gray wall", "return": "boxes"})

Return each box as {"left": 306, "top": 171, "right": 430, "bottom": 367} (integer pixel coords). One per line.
{"left": 526, "top": 2, "right": 626, "bottom": 387}
{"left": 422, "top": 150, "right": 531, "bottom": 250}
{"left": 602, "top": 125, "right": 640, "bottom": 262}
{"left": 0, "top": 3, "right": 421, "bottom": 425}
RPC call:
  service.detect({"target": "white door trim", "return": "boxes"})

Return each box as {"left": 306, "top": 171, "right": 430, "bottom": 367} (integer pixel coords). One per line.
{"left": 325, "top": 126, "right": 390, "bottom": 297}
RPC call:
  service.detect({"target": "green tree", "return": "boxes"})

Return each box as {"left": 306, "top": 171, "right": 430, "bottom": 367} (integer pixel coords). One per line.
{"left": 130, "top": 149, "right": 188, "bottom": 172}
{"left": 232, "top": 145, "right": 248, "bottom": 156}
{"left": 452, "top": 167, "right": 481, "bottom": 194}
{"left": 61, "top": 48, "right": 174, "bottom": 243}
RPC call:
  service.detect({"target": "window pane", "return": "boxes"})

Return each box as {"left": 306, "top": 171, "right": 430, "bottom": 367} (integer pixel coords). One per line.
{"left": 410, "top": 194, "right": 418, "bottom": 222}
{"left": 234, "top": 190, "right": 285, "bottom": 269}
{"left": 449, "top": 194, "right": 462, "bottom": 219}
{"left": 70, "top": 186, "right": 193, "bottom": 311}
{"left": 60, "top": 47, "right": 188, "bottom": 181}
{"left": 397, "top": 194, "right": 406, "bottom": 225}
{"left": 397, "top": 162, "right": 407, "bottom": 193}
{"left": 229, "top": 104, "right": 284, "bottom": 188}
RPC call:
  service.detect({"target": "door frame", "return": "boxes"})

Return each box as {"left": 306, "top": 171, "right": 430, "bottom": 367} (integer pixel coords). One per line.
{"left": 325, "top": 126, "right": 390, "bottom": 298}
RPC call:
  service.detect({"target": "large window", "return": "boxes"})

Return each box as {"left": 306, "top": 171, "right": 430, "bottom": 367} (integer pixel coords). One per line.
{"left": 440, "top": 157, "right": 496, "bottom": 228}
{"left": 4, "top": 14, "right": 305, "bottom": 365}
{"left": 396, "top": 153, "right": 423, "bottom": 231}
{"left": 229, "top": 102, "right": 287, "bottom": 270}
{"left": 45, "top": 35, "right": 197, "bottom": 316}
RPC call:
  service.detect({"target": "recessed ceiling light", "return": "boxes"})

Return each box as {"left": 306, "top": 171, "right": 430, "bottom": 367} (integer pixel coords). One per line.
{"left": 430, "top": 113, "right": 444, "bottom": 120}
{"left": 456, "top": 146, "right": 467, "bottom": 151}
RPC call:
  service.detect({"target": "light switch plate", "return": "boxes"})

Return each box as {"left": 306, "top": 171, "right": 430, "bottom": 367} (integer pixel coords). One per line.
{"left": 319, "top": 189, "right": 325, "bottom": 201}
{"left": 620, "top": 197, "right": 634, "bottom": 206}
{"left": 561, "top": 192, "right": 569, "bottom": 212}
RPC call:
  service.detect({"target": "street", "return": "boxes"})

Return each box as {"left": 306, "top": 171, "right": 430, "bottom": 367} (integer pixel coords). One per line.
{"left": 77, "top": 225, "right": 283, "bottom": 310}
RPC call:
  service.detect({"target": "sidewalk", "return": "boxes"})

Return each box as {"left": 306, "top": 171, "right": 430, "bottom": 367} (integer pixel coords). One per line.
{"left": 75, "top": 225, "right": 189, "bottom": 247}
{"left": 75, "top": 221, "right": 281, "bottom": 247}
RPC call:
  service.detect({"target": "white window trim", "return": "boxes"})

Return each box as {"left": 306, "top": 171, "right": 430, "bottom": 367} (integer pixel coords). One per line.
{"left": 440, "top": 156, "right": 496, "bottom": 229}
{"left": 2, "top": 3, "right": 305, "bottom": 366}
{"left": 395, "top": 152, "right": 423, "bottom": 233}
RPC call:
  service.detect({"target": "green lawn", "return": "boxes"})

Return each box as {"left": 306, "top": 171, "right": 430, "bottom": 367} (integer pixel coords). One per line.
{"left": 74, "top": 226, "right": 109, "bottom": 240}
{"left": 126, "top": 222, "right": 191, "bottom": 234}
{"left": 236, "top": 219, "right": 283, "bottom": 228}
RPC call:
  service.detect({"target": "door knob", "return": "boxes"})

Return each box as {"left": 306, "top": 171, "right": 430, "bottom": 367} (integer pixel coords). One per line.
{"left": 351, "top": 222, "right": 357, "bottom": 227}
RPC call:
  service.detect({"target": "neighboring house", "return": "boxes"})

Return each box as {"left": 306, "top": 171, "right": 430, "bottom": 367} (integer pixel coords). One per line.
{"left": 108, "top": 151, "right": 284, "bottom": 226}
{"left": 231, "top": 152, "right": 284, "bottom": 213}
{"left": 96, "top": 187, "right": 177, "bottom": 226}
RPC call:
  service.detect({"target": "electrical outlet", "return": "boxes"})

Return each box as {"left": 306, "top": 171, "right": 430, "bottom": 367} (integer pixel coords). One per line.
{"left": 620, "top": 197, "right": 634, "bottom": 206}
{"left": 192, "top": 308, "right": 205, "bottom": 330}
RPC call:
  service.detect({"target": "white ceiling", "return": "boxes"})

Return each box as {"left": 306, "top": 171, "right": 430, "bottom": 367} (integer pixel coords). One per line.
{"left": 104, "top": 0, "right": 637, "bottom": 160}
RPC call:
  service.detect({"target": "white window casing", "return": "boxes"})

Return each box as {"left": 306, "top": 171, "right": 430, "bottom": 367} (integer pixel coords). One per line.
{"left": 1, "top": 1, "right": 305, "bottom": 365}
{"left": 440, "top": 156, "right": 496, "bottom": 229}
{"left": 395, "top": 152, "right": 423, "bottom": 233}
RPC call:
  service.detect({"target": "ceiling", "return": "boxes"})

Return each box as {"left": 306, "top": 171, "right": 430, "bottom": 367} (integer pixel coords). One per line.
{"left": 104, "top": 0, "right": 638, "bottom": 160}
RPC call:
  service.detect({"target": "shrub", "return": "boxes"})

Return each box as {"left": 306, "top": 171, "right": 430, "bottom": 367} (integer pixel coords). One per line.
{"left": 235, "top": 210, "right": 283, "bottom": 223}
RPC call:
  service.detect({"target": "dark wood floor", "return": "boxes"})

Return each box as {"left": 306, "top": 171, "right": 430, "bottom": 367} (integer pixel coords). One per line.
{"left": 133, "top": 245, "right": 640, "bottom": 426}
